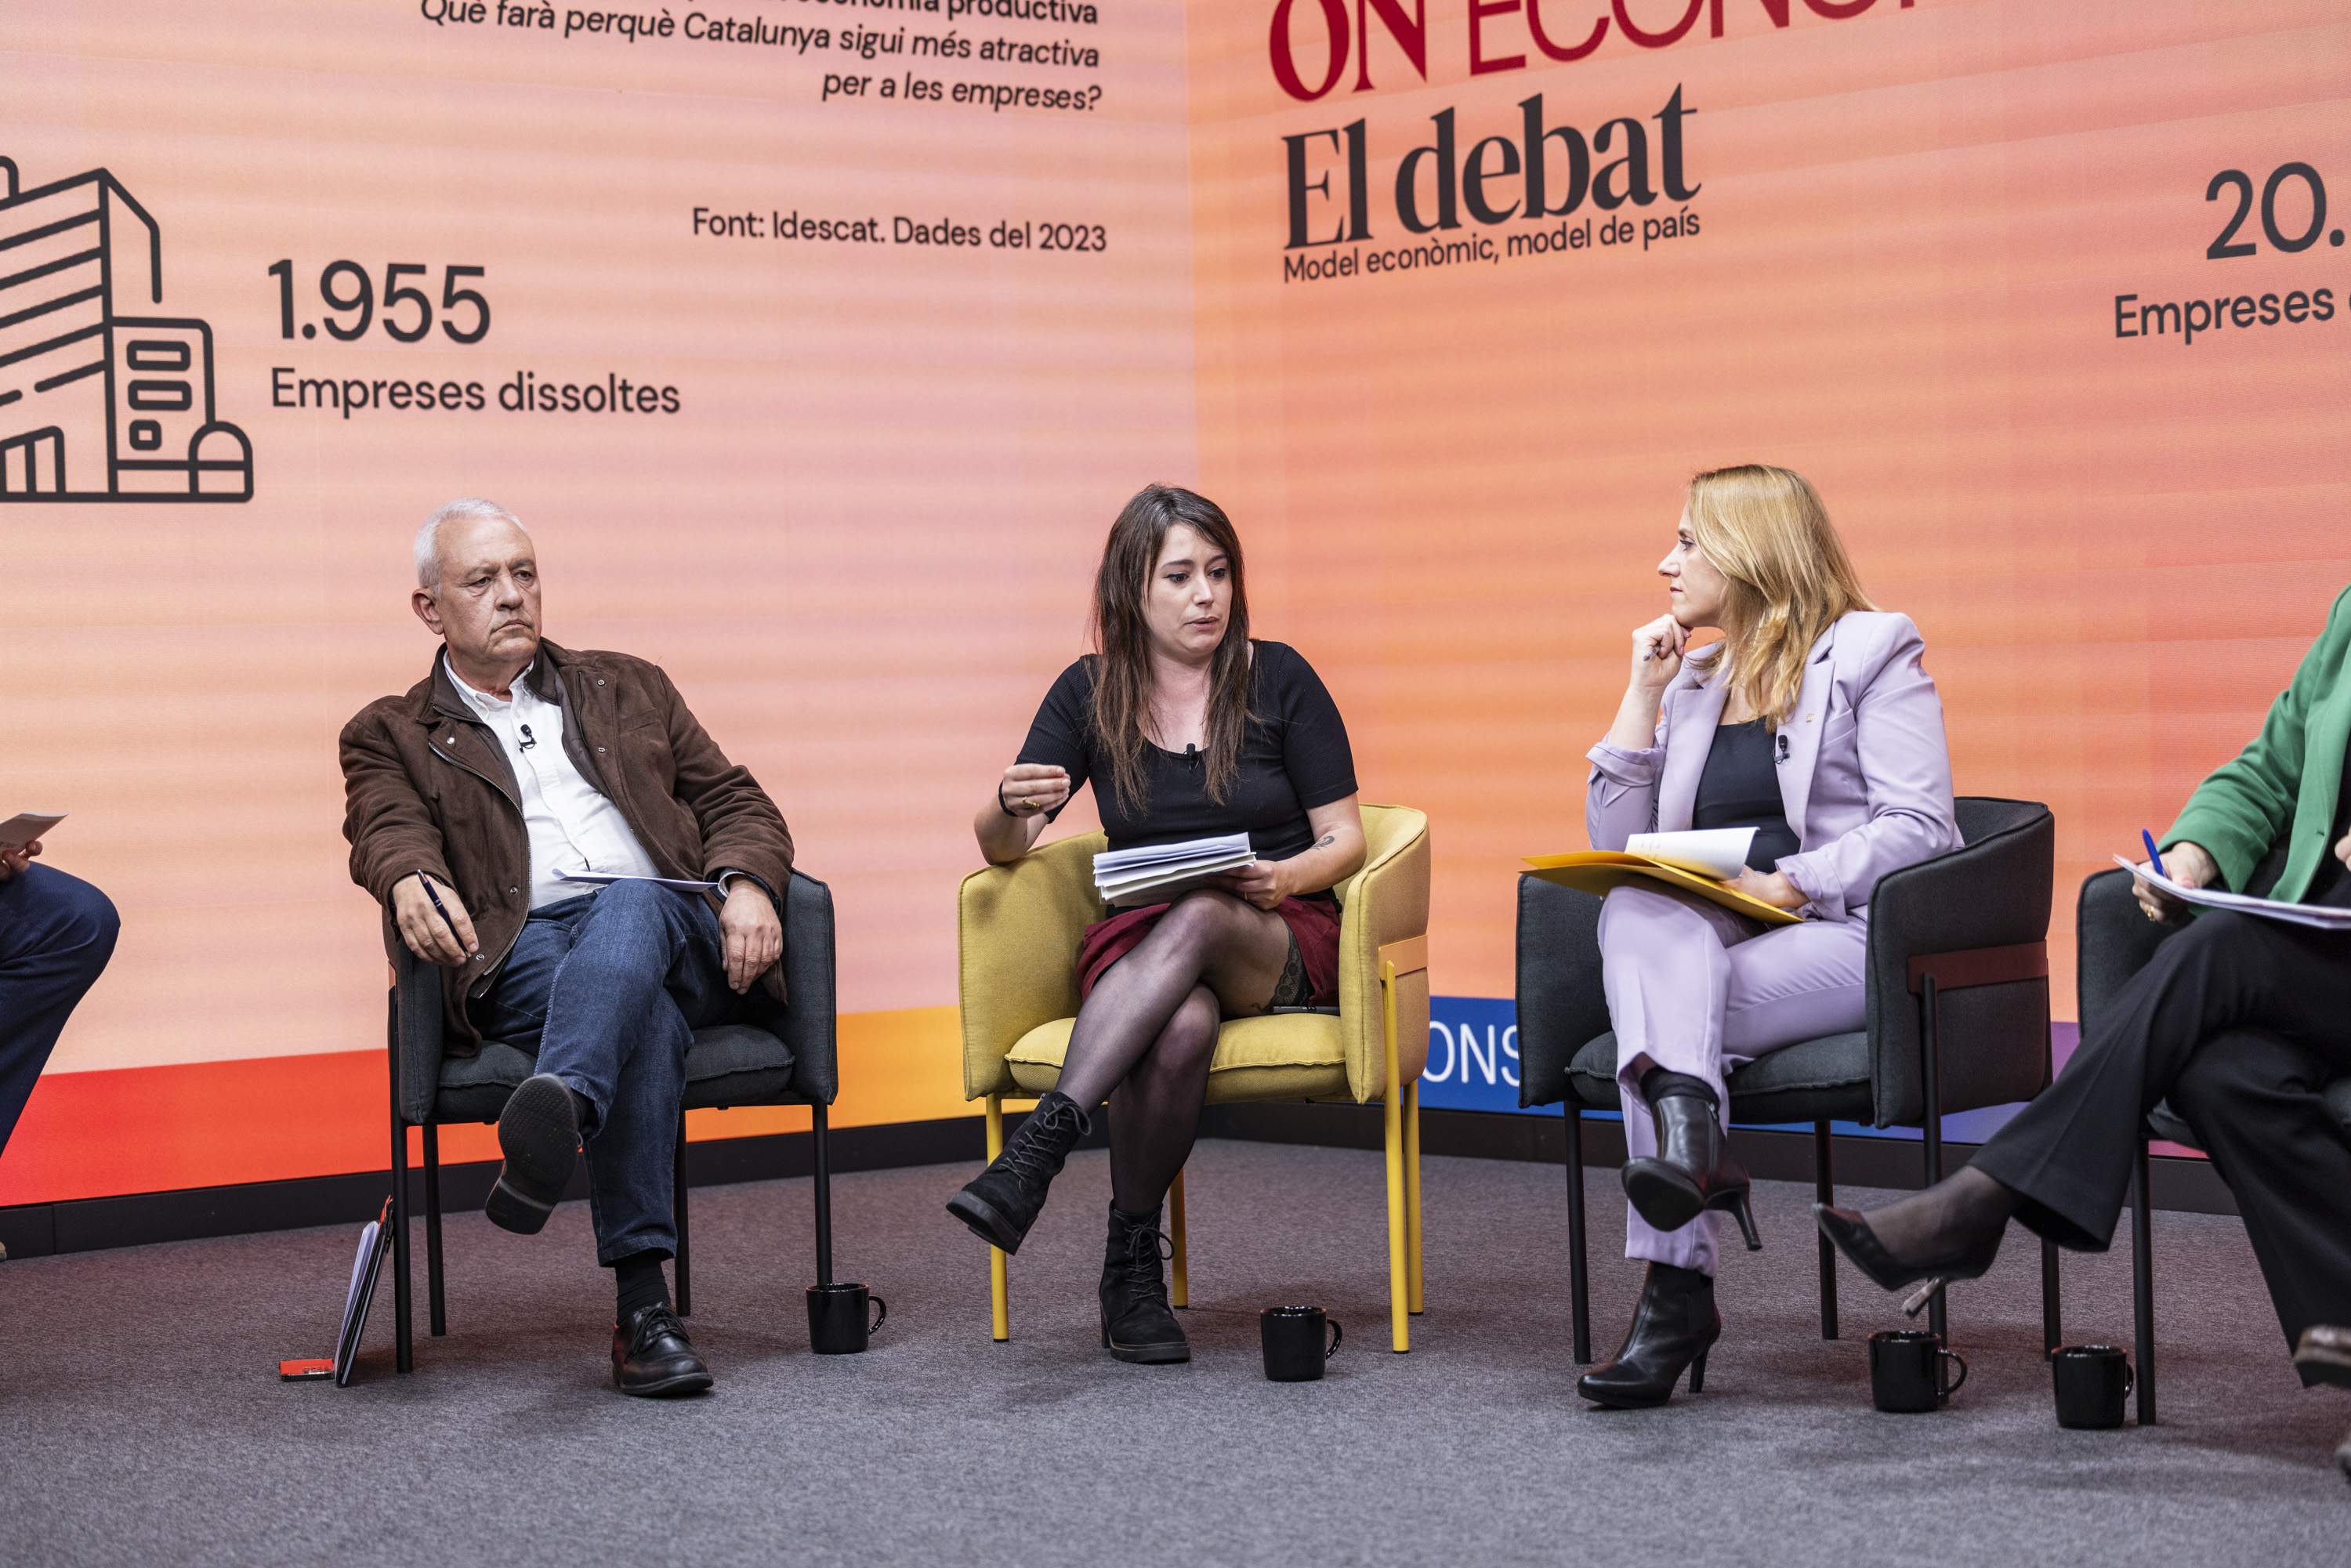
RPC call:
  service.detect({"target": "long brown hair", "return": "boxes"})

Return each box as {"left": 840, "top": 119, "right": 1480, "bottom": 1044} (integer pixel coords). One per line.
{"left": 1686, "top": 464, "right": 1875, "bottom": 729}
{"left": 1089, "top": 484, "right": 1254, "bottom": 811}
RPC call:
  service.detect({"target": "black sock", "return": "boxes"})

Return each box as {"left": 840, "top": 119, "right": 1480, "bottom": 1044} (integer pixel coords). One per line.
{"left": 614, "top": 1251, "right": 670, "bottom": 1321}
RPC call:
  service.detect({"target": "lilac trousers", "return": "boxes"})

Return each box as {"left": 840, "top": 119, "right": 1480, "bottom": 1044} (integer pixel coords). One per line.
{"left": 1597, "top": 883, "right": 1867, "bottom": 1275}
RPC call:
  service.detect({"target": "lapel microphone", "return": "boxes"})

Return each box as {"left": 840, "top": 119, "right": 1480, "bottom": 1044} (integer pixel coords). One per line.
{"left": 519, "top": 723, "right": 538, "bottom": 751}
{"left": 1776, "top": 732, "right": 1790, "bottom": 765}
{"left": 1183, "top": 743, "right": 1200, "bottom": 770}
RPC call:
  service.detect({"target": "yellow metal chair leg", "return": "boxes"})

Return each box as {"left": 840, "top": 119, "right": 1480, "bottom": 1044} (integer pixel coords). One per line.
{"left": 986, "top": 1095, "right": 1009, "bottom": 1343}
{"left": 1383, "top": 1088, "right": 1409, "bottom": 1353}
{"left": 1168, "top": 1167, "right": 1189, "bottom": 1309}
{"left": 1405, "top": 1077, "right": 1424, "bottom": 1316}
{"left": 1379, "top": 946, "right": 1414, "bottom": 1353}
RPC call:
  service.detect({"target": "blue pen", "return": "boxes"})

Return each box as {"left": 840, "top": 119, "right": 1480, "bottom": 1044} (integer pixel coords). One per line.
{"left": 2141, "top": 830, "right": 2168, "bottom": 879}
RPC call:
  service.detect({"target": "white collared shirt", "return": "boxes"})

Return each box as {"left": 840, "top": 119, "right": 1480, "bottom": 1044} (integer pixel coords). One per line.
{"left": 444, "top": 654, "right": 661, "bottom": 911}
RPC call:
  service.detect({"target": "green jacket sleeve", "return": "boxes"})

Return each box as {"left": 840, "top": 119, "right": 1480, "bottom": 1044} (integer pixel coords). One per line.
{"left": 2164, "top": 585, "right": 2351, "bottom": 892}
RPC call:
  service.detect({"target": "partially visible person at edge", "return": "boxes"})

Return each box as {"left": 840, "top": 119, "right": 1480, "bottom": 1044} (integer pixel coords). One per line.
{"left": 1820, "top": 582, "right": 2351, "bottom": 1421}
{"left": 945, "top": 483, "right": 1366, "bottom": 1365}
{"left": 0, "top": 838, "right": 120, "bottom": 1204}
{"left": 339, "top": 498, "right": 792, "bottom": 1396}
{"left": 1577, "top": 463, "right": 1960, "bottom": 1408}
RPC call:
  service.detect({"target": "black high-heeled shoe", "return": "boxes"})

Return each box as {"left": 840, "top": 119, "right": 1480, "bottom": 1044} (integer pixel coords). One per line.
{"left": 1621, "top": 1071, "right": 1761, "bottom": 1251}
{"left": 1575, "top": 1262, "right": 1721, "bottom": 1409}
{"left": 1811, "top": 1201, "right": 2004, "bottom": 1315}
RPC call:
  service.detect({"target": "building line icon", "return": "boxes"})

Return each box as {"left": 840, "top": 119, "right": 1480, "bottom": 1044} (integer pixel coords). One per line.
{"left": 0, "top": 155, "right": 254, "bottom": 502}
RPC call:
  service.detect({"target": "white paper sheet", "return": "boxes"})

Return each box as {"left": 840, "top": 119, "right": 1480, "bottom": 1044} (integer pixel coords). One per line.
{"left": 0, "top": 811, "right": 65, "bottom": 850}
{"left": 2113, "top": 856, "right": 2351, "bottom": 931}
{"left": 1625, "top": 827, "right": 1758, "bottom": 882}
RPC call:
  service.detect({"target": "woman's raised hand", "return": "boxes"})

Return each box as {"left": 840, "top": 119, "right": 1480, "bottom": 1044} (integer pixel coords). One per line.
{"left": 997, "top": 763, "right": 1070, "bottom": 818}
{"left": 1629, "top": 614, "right": 1687, "bottom": 693}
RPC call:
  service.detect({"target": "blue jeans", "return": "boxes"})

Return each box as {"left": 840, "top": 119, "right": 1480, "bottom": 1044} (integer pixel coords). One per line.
{"left": 471, "top": 880, "right": 731, "bottom": 1266}
{"left": 0, "top": 867, "right": 120, "bottom": 1159}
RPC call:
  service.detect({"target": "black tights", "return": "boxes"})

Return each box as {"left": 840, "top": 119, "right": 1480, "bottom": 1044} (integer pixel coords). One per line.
{"left": 1054, "top": 890, "right": 1292, "bottom": 1214}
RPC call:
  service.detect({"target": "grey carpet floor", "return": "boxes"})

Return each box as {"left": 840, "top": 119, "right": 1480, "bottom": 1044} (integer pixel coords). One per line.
{"left": 2, "top": 1141, "right": 2342, "bottom": 1567}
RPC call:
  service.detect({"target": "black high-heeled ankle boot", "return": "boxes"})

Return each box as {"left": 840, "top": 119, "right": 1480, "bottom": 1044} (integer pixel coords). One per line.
{"left": 946, "top": 1091, "right": 1089, "bottom": 1254}
{"left": 1575, "top": 1262, "right": 1721, "bottom": 1408}
{"left": 1621, "top": 1070, "right": 1760, "bottom": 1251}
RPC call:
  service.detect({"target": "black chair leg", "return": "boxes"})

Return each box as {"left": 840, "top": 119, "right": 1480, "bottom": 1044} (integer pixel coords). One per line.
{"left": 812, "top": 1103, "right": 835, "bottom": 1287}
{"left": 390, "top": 1116, "right": 413, "bottom": 1374}
{"left": 674, "top": 1112, "right": 692, "bottom": 1317}
{"left": 2132, "top": 1138, "right": 2157, "bottom": 1425}
{"left": 1564, "top": 1103, "right": 1590, "bottom": 1365}
{"left": 2040, "top": 1239, "right": 2061, "bottom": 1358}
{"left": 422, "top": 1124, "right": 447, "bottom": 1338}
{"left": 1813, "top": 1120, "right": 1838, "bottom": 1341}
{"left": 1919, "top": 977, "right": 1951, "bottom": 1347}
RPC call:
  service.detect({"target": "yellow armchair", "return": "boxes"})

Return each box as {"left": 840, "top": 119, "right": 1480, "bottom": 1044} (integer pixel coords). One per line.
{"left": 955, "top": 802, "right": 1432, "bottom": 1349}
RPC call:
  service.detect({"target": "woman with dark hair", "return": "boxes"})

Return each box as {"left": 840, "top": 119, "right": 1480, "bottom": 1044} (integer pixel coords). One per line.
{"left": 946, "top": 483, "right": 1366, "bottom": 1364}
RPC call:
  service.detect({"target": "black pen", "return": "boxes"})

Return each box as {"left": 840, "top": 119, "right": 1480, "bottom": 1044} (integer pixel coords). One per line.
{"left": 414, "top": 869, "right": 471, "bottom": 955}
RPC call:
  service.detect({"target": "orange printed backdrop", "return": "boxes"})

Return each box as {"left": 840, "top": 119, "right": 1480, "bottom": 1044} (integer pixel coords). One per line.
{"left": 0, "top": 0, "right": 1185, "bottom": 1201}
{"left": 5, "top": 1, "right": 2350, "bottom": 1204}
{"left": 1186, "top": 0, "right": 2351, "bottom": 1004}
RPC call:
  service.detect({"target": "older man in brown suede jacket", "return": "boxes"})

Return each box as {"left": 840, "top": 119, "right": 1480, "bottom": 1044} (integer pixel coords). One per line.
{"left": 340, "top": 496, "right": 790, "bottom": 1396}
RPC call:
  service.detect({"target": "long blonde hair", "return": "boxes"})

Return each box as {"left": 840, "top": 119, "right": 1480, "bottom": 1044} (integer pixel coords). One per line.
{"left": 1686, "top": 465, "right": 1874, "bottom": 730}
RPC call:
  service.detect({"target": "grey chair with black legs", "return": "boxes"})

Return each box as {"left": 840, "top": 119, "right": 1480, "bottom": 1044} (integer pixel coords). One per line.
{"left": 2075, "top": 858, "right": 2351, "bottom": 1427}
{"left": 1516, "top": 796, "right": 2064, "bottom": 1363}
{"left": 382, "top": 870, "right": 839, "bottom": 1373}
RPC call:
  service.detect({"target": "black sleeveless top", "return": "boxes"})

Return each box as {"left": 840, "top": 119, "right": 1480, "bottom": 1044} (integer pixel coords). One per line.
{"left": 1694, "top": 719, "right": 1799, "bottom": 873}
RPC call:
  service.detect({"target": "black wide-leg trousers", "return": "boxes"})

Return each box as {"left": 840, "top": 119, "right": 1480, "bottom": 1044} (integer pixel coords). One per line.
{"left": 1971, "top": 906, "right": 2351, "bottom": 1361}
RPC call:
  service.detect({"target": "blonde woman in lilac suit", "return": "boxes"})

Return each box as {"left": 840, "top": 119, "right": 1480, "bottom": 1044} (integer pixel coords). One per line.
{"left": 1575, "top": 465, "right": 1961, "bottom": 1408}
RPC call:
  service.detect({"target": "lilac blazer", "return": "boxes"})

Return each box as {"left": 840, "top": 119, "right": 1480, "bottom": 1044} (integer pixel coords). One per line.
{"left": 1585, "top": 610, "right": 1961, "bottom": 923}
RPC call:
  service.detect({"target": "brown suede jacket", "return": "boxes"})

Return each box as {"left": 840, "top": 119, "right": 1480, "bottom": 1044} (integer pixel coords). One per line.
{"left": 339, "top": 639, "right": 793, "bottom": 1049}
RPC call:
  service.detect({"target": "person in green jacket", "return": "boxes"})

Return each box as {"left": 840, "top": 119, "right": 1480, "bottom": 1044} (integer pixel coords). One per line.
{"left": 1817, "top": 585, "right": 2351, "bottom": 1376}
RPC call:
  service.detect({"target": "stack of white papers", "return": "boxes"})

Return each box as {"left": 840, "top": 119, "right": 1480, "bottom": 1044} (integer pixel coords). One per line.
{"left": 1626, "top": 828, "right": 1757, "bottom": 881}
{"left": 1095, "top": 833, "right": 1256, "bottom": 905}
{"left": 2112, "top": 856, "right": 2351, "bottom": 931}
{"left": 0, "top": 811, "right": 65, "bottom": 851}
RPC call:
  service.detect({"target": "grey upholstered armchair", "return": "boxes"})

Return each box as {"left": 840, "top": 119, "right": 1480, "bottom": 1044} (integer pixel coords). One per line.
{"left": 1516, "top": 797, "right": 2062, "bottom": 1361}
{"left": 383, "top": 870, "right": 839, "bottom": 1371}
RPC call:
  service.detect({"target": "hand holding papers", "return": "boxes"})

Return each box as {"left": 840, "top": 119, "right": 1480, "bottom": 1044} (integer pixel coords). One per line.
{"left": 1095, "top": 834, "right": 1256, "bottom": 906}
{"left": 1525, "top": 827, "right": 1802, "bottom": 925}
{"left": 2114, "top": 855, "right": 2351, "bottom": 932}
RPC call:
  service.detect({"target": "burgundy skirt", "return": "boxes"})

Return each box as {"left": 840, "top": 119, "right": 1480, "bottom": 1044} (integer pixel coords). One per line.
{"left": 1077, "top": 894, "right": 1342, "bottom": 1005}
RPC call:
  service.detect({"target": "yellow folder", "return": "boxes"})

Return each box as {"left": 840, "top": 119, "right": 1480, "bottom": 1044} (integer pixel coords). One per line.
{"left": 1521, "top": 851, "right": 1803, "bottom": 926}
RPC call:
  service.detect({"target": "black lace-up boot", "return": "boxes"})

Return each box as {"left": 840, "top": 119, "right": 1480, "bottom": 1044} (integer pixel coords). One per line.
{"left": 1098, "top": 1204, "right": 1190, "bottom": 1364}
{"left": 946, "top": 1090, "right": 1090, "bottom": 1254}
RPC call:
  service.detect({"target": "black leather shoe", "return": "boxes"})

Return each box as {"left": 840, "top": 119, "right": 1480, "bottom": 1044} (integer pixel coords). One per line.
{"left": 1621, "top": 1071, "right": 1759, "bottom": 1250}
{"left": 485, "top": 1074, "right": 578, "bottom": 1236}
{"left": 946, "top": 1091, "right": 1090, "bottom": 1255}
{"left": 2295, "top": 1325, "right": 2351, "bottom": 1390}
{"left": 1575, "top": 1262, "right": 1719, "bottom": 1409}
{"left": 611, "top": 1305, "right": 713, "bottom": 1397}
{"left": 1099, "top": 1204, "right": 1190, "bottom": 1364}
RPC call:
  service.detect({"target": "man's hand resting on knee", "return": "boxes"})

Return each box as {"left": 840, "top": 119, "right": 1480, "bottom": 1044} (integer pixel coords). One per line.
{"left": 719, "top": 880, "right": 782, "bottom": 994}
{"left": 392, "top": 872, "right": 480, "bottom": 966}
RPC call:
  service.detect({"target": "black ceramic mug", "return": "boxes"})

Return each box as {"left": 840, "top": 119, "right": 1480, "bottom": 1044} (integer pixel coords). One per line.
{"left": 2051, "top": 1344, "right": 2135, "bottom": 1429}
{"left": 1261, "top": 1305, "right": 1342, "bottom": 1382}
{"left": 806, "top": 1282, "right": 887, "bottom": 1355}
{"left": 1869, "top": 1328, "right": 1967, "bottom": 1412}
